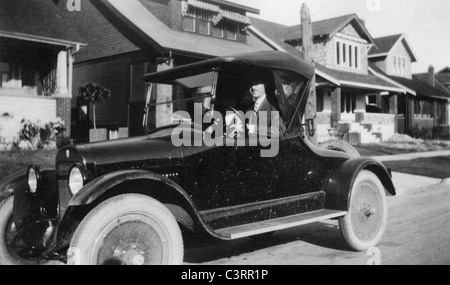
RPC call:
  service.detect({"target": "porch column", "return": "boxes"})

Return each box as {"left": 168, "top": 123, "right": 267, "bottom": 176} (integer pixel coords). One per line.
{"left": 433, "top": 101, "right": 439, "bottom": 127}
{"left": 156, "top": 58, "right": 174, "bottom": 128}
{"left": 375, "top": 93, "right": 382, "bottom": 111}
{"left": 407, "top": 97, "right": 415, "bottom": 132}
{"left": 331, "top": 87, "right": 341, "bottom": 125}
{"left": 389, "top": 94, "right": 398, "bottom": 133}
{"left": 447, "top": 102, "right": 450, "bottom": 125}
{"left": 55, "top": 50, "right": 69, "bottom": 95}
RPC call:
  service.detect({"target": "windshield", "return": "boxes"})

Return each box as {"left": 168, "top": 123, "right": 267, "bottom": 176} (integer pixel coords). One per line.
{"left": 144, "top": 66, "right": 309, "bottom": 136}
{"left": 144, "top": 71, "right": 216, "bottom": 134}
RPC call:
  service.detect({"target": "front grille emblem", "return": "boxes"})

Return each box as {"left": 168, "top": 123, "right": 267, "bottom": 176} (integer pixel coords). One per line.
{"left": 66, "top": 150, "right": 70, "bottom": 159}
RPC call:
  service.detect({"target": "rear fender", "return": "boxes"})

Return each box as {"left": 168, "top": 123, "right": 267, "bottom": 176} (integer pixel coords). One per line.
{"left": 324, "top": 158, "right": 396, "bottom": 211}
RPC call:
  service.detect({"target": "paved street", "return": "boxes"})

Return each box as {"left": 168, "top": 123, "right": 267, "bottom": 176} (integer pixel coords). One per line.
{"left": 184, "top": 178, "right": 450, "bottom": 265}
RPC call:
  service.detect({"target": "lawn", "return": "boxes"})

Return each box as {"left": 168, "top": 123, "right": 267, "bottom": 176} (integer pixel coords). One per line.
{"left": 0, "top": 149, "right": 57, "bottom": 180}
{"left": 383, "top": 156, "right": 450, "bottom": 179}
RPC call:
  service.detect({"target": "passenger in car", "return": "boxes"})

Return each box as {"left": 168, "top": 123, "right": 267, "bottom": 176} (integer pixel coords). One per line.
{"left": 247, "top": 77, "right": 286, "bottom": 138}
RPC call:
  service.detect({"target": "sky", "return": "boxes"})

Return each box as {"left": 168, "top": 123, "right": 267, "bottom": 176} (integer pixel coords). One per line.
{"left": 228, "top": 0, "right": 450, "bottom": 74}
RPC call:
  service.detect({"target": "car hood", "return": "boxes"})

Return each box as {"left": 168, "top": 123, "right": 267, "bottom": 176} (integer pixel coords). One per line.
{"left": 57, "top": 135, "right": 183, "bottom": 175}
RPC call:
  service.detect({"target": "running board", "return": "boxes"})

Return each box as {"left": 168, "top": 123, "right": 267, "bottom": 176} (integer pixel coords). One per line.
{"left": 216, "top": 210, "right": 347, "bottom": 240}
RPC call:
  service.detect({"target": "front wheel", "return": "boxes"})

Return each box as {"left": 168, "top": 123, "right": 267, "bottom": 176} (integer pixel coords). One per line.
{"left": 339, "top": 170, "right": 388, "bottom": 251}
{"left": 0, "top": 196, "right": 58, "bottom": 265}
{"left": 69, "top": 194, "right": 184, "bottom": 265}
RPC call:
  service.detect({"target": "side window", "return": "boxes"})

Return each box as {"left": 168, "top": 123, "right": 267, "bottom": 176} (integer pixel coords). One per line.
{"left": 273, "top": 70, "right": 308, "bottom": 130}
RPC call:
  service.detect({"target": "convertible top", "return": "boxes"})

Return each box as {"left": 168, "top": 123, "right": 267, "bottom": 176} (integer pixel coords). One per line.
{"left": 143, "top": 51, "right": 315, "bottom": 82}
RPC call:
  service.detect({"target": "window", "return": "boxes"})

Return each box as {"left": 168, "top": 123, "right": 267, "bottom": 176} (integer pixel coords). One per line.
{"left": 397, "top": 56, "right": 402, "bottom": 76}
{"left": 336, "top": 40, "right": 360, "bottom": 70}
{"left": 336, "top": 42, "right": 341, "bottom": 65}
{"left": 225, "top": 22, "right": 238, "bottom": 40}
{"left": 342, "top": 43, "right": 347, "bottom": 64}
{"left": 182, "top": 17, "right": 196, "bottom": 32}
{"left": 212, "top": 24, "right": 223, "bottom": 38}
{"left": 349, "top": 45, "right": 353, "bottom": 67}
{"left": 199, "top": 19, "right": 210, "bottom": 35}
{"left": 402, "top": 58, "right": 406, "bottom": 77}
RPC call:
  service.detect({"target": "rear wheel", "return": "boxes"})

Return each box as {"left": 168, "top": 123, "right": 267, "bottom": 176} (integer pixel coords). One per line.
{"left": 339, "top": 170, "right": 387, "bottom": 251}
{"left": 69, "top": 194, "right": 184, "bottom": 265}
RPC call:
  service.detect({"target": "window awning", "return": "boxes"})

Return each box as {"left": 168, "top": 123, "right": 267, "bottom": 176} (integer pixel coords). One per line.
{"left": 220, "top": 10, "right": 251, "bottom": 25}
{"left": 182, "top": 0, "right": 251, "bottom": 26}
{"left": 186, "top": 0, "right": 220, "bottom": 13}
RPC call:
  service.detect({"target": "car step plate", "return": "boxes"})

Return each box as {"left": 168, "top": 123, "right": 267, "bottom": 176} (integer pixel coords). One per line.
{"left": 216, "top": 209, "right": 347, "bottom": 240}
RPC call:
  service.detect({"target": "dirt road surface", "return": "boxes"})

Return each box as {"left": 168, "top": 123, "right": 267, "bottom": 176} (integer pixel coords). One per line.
{"left": 184, "top": 183, "right": 450, "bottom": 265}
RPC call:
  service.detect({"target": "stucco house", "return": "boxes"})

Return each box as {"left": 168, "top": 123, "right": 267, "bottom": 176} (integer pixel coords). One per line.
{"left": 369, "top": 34, "right": 450, "bottom": 138}
{"left": 57, "top": 0, "right": 275, "bottom": 142}
{"left": 250, "top": 14, "right": 407, "bottom": 143}
{"left": 0, "top": 0, "right": 85, "bottom": 145}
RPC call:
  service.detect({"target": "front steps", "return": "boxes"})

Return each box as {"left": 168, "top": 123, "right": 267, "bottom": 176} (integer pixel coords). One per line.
{"left": 340, "top": 122, "right": 381, "bottom": 144}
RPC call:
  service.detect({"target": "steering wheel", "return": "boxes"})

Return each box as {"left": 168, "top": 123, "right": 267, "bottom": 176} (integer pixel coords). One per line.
{"left": 223, "top": 106, "right": 246, "bottom": 138}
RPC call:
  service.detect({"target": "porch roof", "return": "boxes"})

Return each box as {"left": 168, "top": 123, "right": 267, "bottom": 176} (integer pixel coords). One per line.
{"left": 412, "top": 73, "right": 450, "bottom": 100}
{"left": 0, "top": 0, "right": 86, "bottom": 47}
{"left": 315, "top": 64, "right": 406, "bottom": 93}
{"left": 98, "top": 0, "right": 273, "bottom": 58}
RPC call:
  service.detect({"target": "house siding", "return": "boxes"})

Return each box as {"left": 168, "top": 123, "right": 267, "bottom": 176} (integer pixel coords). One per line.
{"left": 0, "top": 95, "right": 57, "bottom": 141}
{"left": 385, "top": 41, "right": 412, "bottom": 79}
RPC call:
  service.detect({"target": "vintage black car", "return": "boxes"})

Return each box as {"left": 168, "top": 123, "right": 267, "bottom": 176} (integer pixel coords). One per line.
{"left": 0, "top": 51, "right": 395, "bottom": 265}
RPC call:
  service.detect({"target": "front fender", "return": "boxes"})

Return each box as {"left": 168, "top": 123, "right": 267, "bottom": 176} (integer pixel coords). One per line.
{"left": 70, "top": 170, "right": 193, "bottom": 206}
{"left": 0, "top": 170, "right": 27, "bottom": 200}
{"left": 67, "top": 170, "right": 225, "bottom": 238}
{"left": 324, "top": 158, "right": 396, "bottom": 211}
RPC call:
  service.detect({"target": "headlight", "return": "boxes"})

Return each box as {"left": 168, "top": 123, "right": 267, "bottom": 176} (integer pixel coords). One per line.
{"left": 68, "top": 166, "right": 84, "bottom": 196}
{"left": 27, "top": 166, "right": 40, "bottom": 194}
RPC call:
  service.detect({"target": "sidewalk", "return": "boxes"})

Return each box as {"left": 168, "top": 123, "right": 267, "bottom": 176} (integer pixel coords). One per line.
{"left": 368, "top": 150, "right": 450, "bottom": 195}
{"left": 390, "top": 172, "right": 448, "bottom": 196}
{"left": 371, "top": 150, "right": 450, "bottom": 162}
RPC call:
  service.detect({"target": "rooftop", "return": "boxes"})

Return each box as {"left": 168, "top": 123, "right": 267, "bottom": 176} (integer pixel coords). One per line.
{"left": 0, "top": 0, "right": 85, "bottom": 46}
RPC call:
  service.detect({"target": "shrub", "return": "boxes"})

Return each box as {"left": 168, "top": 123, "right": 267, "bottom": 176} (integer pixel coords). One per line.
{"left": 18, "top": 118, "right": 66, "bottom": 150}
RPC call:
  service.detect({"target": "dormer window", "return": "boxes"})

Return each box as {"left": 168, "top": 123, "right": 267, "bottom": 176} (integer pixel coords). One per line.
{"left": 181, "top": 0, "right": 251, "bottom": 41}
{"left": 336, "top": 40, "right": 360, "bottom": 70}
{"left": 393, "top": 55, "right": 407, "bottom": 77}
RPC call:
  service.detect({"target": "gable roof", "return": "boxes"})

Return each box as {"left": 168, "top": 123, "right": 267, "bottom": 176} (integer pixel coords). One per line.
{"left": 0, "top": 0, "right": 85, "bottom": 47}
{"left": 368, "top": 63, "right": 416, "bottom": 95}
{"left": 250, "top": 16, "right": 401, "bottom": 92}
{"left": 315, "top": 64, "right": 405, "bottom": 93}
{"left": 413, "top": 72, "right": 450, "bottom": 99}
{"left": 67, "top": 0, "right": 273, "bottom": 62}
{"left": 369, "top": 34, "right": 418, "bottom": 62}
{"left": 282, "top": 14, "right": 375, "bottom": 45}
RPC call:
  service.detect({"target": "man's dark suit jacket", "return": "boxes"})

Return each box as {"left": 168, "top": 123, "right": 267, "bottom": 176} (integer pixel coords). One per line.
{"left": 251, "top": 97, "right": 287, "bottom": 138}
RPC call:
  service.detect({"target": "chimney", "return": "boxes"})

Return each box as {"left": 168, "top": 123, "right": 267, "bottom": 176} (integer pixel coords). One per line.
{"left": 428, "top": 65, "right": 435, "bottom": 87}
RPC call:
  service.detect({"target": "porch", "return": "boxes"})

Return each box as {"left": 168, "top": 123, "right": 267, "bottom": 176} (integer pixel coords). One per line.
{"left": 0, "top": 38, "right": 76, "bottom": 143}
{"left": 316, "top": 87, "right": 397, "bottom": 144}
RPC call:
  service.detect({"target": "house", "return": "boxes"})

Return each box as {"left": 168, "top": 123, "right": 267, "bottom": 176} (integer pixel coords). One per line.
{"left": 369, "top": 34, "right": 450, "bottom": 137}
{"left": 437, "top": 67, "right": 450, "bottom": 90}
{"left": 0, "top": 0, "right": 85, "bottom": 145}
{"left": 57, "top": 0, "right": 275, "bottom": 142}
{"left": 413, "top": 66, "right": 450, "bottom": 137}
{"left": 250, "top": 14, "right": 407, "bottom": 143}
